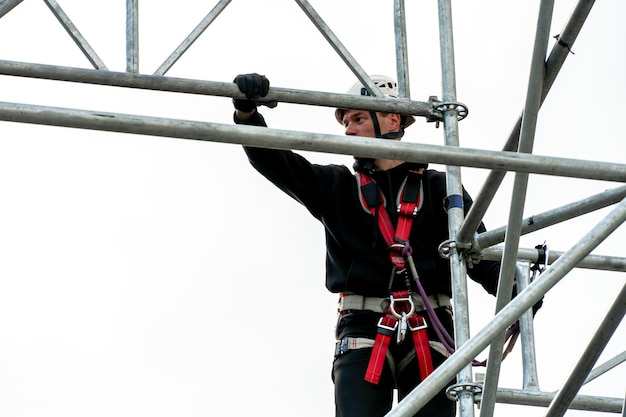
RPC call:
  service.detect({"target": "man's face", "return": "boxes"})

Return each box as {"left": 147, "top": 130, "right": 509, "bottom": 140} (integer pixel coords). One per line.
{"left": 341, "top": 109, "right": 399, "bottom": 138}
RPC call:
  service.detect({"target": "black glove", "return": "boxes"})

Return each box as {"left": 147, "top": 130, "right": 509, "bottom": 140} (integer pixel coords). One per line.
{"left": 233, "top": 73, "right": 277, "bottom": 112}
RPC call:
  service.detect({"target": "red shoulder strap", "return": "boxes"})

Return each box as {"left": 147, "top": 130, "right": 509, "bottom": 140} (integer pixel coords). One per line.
{"left": 356, "top": 169, "right": 424, "bottom": 246}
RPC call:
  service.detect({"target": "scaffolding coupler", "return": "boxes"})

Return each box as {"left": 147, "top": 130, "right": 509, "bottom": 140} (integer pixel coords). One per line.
{"left": 427, "top": 95, "right": 469, "bottom": 127}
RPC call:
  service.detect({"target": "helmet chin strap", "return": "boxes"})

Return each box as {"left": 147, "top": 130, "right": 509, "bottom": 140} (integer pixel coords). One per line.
{"left": 369, "top": 111, "right": 404, "bottom": 140}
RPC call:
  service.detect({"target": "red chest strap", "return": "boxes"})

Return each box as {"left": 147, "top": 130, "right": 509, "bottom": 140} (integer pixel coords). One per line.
{"left": 356, "top": 169, "right": 424, "bottom": 271}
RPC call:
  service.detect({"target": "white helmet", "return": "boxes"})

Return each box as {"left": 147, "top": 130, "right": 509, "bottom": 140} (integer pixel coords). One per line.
{"left": 334, "top": 75, "right": 415, "bottom": 129}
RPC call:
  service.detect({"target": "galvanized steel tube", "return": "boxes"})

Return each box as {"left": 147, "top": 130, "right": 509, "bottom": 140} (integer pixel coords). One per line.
{"left": 0, "top": 101, "right": 625, "bottom": 182}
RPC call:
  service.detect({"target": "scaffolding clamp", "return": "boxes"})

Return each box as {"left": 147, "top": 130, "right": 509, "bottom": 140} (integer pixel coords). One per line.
{"left": 438, "top": 238, "right": 472, "bottom": 259}
{"left": 427, "top": 96, "right": 469, "bottom": 127}
{"left": 445, "top": 382, "right": 483, "bottom": 403}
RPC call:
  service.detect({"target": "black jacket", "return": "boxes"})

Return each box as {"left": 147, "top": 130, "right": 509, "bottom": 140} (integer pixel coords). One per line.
{"left": 237, "top": 112, "right": 500, "bottom": 300}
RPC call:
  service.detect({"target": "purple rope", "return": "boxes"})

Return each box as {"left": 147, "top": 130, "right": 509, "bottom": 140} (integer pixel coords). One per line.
{"left": 402, "top": 242, "right": 455, "bottom": 353}
{"left": 413, "top": 274, "right": 456, "bottom": 353}
{"left": 404, "top": 243, "right": 491, "bottom": 365}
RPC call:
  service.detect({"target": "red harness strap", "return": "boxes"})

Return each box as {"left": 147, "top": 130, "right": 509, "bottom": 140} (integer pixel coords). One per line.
{"left": 365, "top": 312, "right": 397, "bottom": 383}
{"left": 364, "top": 291, "right": 433, "bottom": 384}
{"left": 408, "top": 314, "right": 434, "bottom": 379}
{"left": 357, "top": 169, "right": 434, "bottom": 385}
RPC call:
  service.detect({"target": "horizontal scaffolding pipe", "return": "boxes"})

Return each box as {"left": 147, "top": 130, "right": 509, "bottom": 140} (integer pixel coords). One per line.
{"left": 494, "top": 388, "right": 624, "bottom": 413}
{"left": 475, "top": 184, "right": 626, "bottom": 248}
{"left": 0, "top": 59, "right": 433, "bottom": 118}
{"left": 481, "top": 246, "right": 626, "bottom": 272}
{"left": 1, "top": 101, "right": 626, "bottom": 183}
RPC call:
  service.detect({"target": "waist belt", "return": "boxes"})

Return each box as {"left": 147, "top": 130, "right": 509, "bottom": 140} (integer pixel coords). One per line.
{"left": 338, "top": 292, "right": 451, "bottom": 313}
{"left": 337, "top": 291, "right": 451, "bottom": 385}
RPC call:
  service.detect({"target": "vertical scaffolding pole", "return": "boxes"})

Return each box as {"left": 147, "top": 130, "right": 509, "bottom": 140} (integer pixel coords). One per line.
{"left": 479, "top": 2, "right": 555, "bottom": 416}
{"left": 435, "top": 1, "right": 475, "bottom": 416}
{"left": 126, "top": 0, "right": 139, "bottom": 73}
{"left": 514, "top": 264, "right": 540, "bottom": 390}
{"left": 393, "top": 0, "right": 410, "bottom": 98}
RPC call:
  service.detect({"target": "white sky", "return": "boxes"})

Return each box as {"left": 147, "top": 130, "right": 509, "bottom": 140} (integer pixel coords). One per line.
{"left": 0, "top": 1, "right": 624, "bottom": 416}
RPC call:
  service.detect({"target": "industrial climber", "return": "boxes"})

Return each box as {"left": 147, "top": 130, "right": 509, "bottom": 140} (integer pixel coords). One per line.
{"left": 231, "top": 72, "right": 502, "bottom": 417}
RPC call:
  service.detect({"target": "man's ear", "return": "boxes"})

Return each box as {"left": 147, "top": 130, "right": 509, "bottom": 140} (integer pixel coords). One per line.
{"left": 388, "top": 113, "right": 402, "bottom": 130}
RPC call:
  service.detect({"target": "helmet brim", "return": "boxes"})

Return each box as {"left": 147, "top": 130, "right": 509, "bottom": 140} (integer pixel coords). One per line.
{"left": 335, "top": 108, "right": 415, "bottom": 129}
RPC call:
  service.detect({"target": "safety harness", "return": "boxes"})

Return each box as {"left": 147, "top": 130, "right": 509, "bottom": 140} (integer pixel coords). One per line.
{"left": 339, "top": 166, "right": 545, "bottom": 384}
{"left": 354, "top": 167, "right": 435, "bottom": 385}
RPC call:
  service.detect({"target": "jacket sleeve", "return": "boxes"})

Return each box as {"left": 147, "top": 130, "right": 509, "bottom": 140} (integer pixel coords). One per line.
{"left": 235, "top": 110, "right": 343, "bottom": 219}
{"left": 467, "top": 258, "right": 501, "bottom": 296}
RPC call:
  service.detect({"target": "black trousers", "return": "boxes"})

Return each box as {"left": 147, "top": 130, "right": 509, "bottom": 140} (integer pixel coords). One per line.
{"left": 332, "top": 344, "right": 456, "bottom": 417}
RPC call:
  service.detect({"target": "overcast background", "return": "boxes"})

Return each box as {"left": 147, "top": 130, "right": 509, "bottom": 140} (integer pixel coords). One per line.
{"left": 0, "top": 1, "right": 624, "bottom": 416}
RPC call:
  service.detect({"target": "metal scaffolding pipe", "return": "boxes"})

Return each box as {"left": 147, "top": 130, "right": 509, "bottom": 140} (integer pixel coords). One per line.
{"left": 126, "top": 0, "right": 139, "bottom": 73}
{"left": 1, "top": 101, "right": 625, "bottom": 183}
{"left": 436, "top": 0, "right": 475, "bottom": 415}
{"left": 515, "top": 263, "right": 540, "bottom": 390}
{"left": 481, "top": 247, "right": 626, "bottom": 272}
{"left": 0, "top": 0, "right": 23, "bottom": 19}
{"left": 544, "top": 282, "right": 626, "bottom": 417}
{"left": 480, "top": 2, "right": 555, "bottom": 414}
{"left": 386, "top": 195, "right": 626, "bottom": 417}
{"left": 476, "top": 185, "right": 626, "bottom": 250}
{"left": 584, "top": 351, "right": 626, "bottom": 385}
{"left": 295, "top": 0, "right": 383, "bottom": 98}
{"left": 0, "top": 59, "right": 433, "bottom": 117}
{"left": 153, "top": 0, "right": 232, "bottom": 76}
{"left": 458, "top": 0, "right": 596, "bottom": 244}
{"left": 494, "top": 388, "right": 624, "bottom": 413}
{"left": 393, "top": 0, "right": 410, "bottom": 98}
{"left": 42, "top": 0, "right": 107, "bottom": 70}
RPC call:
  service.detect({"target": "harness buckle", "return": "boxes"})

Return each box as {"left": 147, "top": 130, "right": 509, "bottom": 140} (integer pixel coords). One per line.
{"left": 408, "top": 315, "right": 428, "bottom": 331}
{"left": 376, "top": 316, "right": 398, "bottom": 333}
{"left": 389, "top": 293, "right": 416, "bottom": 320}
{"left": 397, "top": 202, "right": 418, "bottom": 216}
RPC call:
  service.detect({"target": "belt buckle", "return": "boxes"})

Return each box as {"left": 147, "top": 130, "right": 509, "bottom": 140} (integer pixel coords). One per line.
{"left": 376, "top": 316, "right": 398, "bottom": 333}
{"left": 335, "top": 338, "right": 349, "bottom": 357}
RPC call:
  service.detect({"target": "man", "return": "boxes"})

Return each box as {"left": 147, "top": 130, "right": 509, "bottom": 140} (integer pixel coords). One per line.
{"left": 232, "top": 73, "right": 501, "bottom": 417}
